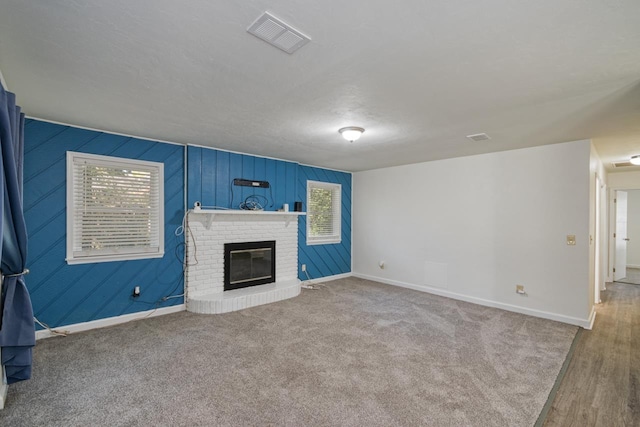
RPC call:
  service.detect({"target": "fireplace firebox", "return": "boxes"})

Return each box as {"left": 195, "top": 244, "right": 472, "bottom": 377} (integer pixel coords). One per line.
{"left": 224, "top": 241, "right": 276, "bottom": 291}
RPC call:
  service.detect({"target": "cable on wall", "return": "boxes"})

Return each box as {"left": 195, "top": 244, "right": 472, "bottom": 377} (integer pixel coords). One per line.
{"left": 239, "top": 194, "right": 268, "bottom": 210}
{"left": 34, "top": 317, "right": 68, "bottom": 337}
{"left": 231, "top": 178, "right": 273, "bottom": 209}
{"left": 301, "top": 268, "right": 325, "bottom": 290}
{"left": 130, "top": 143, "right": 191, "bottom": 310}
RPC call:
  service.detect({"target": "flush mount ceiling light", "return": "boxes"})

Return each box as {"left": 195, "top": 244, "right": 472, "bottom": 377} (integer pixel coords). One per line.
{"left": 339, "top": 127, "right": 365, "bottom": 142}
{"left": 631, "top": 155, "right": 640, "bottom": 165}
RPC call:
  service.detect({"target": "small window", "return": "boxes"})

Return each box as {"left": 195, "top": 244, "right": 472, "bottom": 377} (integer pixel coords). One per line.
{"left": 306, "top": 180, "right": 341, "bottom": 245}
{"left": 66, "top": 152, "right": 164, "bottom": 264}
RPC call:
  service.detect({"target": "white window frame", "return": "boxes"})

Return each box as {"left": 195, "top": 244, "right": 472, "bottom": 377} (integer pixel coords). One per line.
{"left": 306, "top": 180, "right": 341, "bottom": 245}
{"left": 66, "top": 152, "right": 164, "bottom": 265}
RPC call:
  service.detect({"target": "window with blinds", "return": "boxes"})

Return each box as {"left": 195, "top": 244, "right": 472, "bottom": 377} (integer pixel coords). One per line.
{"left": 306, "top": 180, "right": 341, "bottom": 245}
{"left": 66, "top": 152, "right": 164, "bottom": 264}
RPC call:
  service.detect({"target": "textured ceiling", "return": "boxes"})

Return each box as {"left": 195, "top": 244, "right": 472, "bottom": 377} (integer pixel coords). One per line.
{"left": 0, "top": 0, "right": 639, "bottom": 172}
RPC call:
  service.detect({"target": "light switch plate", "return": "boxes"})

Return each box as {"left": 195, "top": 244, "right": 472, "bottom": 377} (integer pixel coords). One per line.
{"left": 567, "top": 235, "right": 576, "bottom": 245}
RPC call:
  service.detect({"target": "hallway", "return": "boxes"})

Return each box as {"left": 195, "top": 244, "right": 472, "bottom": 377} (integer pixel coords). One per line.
{"left": 544, "top": 282, "right": 640, "bottom": 426}
{"left": 615, "top": 268, "right": 640, "bottom": 286}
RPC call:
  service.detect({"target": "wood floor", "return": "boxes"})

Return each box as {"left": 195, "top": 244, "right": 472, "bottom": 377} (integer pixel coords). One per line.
{"left": 544, "top": 282, "right": 640, "bottom": 427}
{"left": 616, "top": 267, "right": 640, "bottom": 286}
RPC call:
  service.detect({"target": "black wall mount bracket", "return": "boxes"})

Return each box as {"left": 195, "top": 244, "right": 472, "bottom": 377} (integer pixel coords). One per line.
{"left": 233, "top": 178, "right": 270, "bottom": 188}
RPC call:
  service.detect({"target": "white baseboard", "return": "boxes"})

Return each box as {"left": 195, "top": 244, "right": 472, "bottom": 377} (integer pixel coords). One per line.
{"left": 302, "top": 272, "right": 352, "bottom": 284}
{"left": 585, "top": 306, "right": 597, "bottom": 330}
{"left": 0, "top": 369, "right": 6, "bottom": 410}
{"left": 35, "top": 304, "right": 185, "bottom": 340}
{"left": 353, "top": 273, "right": 593, "bottom": 328}
{"left": 626, "top": 264, "right": 640, "bottom": 269}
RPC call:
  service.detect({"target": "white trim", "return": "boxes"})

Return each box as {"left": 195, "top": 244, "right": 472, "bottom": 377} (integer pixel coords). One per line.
{"left": 306, "top": 239, "right": 341, "bottom": 246}
{"left": 66, "top": 252, "right": 164, "bottom": 265}
{"left": 187, "top": 141, "right": 354, "bottom": 172}
{"left": 189, "top": 208, "right": 305, "bottom": 232}
{"left": 608, "top": 188, "right": 616, "bottom": 282}
{"left": 350, "top": 174, "right": 353, "bottom": 273}
{"left": 297, "top": 162, "right": 352, "bottom": 174}
{"left": 0, "top": 370, "right": 6, "bottom": 410}
{"left": 302, "top": 272, "right": 352, "bottom": 284}
{"left": 35, "top": 304, "right": 185, "bottom": 340}
{"left": 626, "top": 264, "right": 640, "bottom": 269}
{"left": 585, "top": 306, "right": 597, "bottom": 330}
{"left": 306, "top": 180, "right": 342, "bottom": 245}
{"left": 179, "top": 142, "right": 353, "bottom": 174}
{"left": 353, "top": 273, "right": 593, "bottom": 328}
{"left": 26, "top": 116, "right": 186, "bottom": 147}
{"left": 0, "top": 69, "right": 7, "bottom": 90}
{"left": 184, "top": 145, "right": 189, "bottom": 302}
{"left": 27, "top": 117, "right": 354, "bottom": 173}
{"left": 606, "top": 181, "right": 640, "bottom": 282}
{"left": 66, "top": 151, "right": 165, "bottom": 264}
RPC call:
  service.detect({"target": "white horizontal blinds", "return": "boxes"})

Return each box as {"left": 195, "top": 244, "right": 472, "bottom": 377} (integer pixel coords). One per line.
{"left": 307, "top": 181, "right": 341, "bottom": 244}
{"left": 72, "top": 155, "right": 161, "bottom": 258}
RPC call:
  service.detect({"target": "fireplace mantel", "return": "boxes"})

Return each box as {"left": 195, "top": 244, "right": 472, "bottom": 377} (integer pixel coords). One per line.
{"left": 189, "top": 209, "right": 305, "bottom": 229}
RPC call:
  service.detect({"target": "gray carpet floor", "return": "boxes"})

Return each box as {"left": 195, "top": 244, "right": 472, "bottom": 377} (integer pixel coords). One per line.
{"left": 0, "top": 277, "right": 577, "bottom": 426}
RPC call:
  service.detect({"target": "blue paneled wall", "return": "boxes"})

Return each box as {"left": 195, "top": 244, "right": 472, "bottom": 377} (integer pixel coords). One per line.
{"left": 187, "top": 146, "right": 298, "bottom": 210}
{"left": 187, "top": 147, "right": 352, "bottom": 280}
{"left": 297, "top": 166, "right": 352, "bottom": 279}
{"left": 24, "top": 120, "right": 185, "bottom": 329}
{"left": 24, "top": 119, "right": 351, "bottom": 329}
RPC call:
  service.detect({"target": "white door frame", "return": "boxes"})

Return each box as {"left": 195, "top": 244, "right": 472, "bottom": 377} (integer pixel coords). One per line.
{"left": 607, "top": 182, "right": 640, "bottom": 283}
{"left": 614, "top": 190, "right": 628, "bottom": 281}
{"left": 599, "top": 181, "right": 608, "bottom": 290}
{"left": 594, "top": 174, "right": 601, "bottom": 303}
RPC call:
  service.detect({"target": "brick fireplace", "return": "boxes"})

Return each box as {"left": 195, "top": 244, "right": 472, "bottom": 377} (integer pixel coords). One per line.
{"left": 185, "top": 210, "right": 302, "bottom": 314}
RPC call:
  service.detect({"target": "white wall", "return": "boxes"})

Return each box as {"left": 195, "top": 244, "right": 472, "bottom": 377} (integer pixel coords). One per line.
{"left": 626, "top": 190, "right": 640, "bottom": 267}
{"left": 608, "top": 171, "right": 640, "bottom": 189}
{"left": 353, "top": 140, "right": 593, "bottom": 327}
{"left": 0, "top": 68, "right": 7, "bottom": 89}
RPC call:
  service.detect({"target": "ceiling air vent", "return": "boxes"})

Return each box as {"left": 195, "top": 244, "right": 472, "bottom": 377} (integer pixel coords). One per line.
{"left": 247, "top": 12, "right": 311, "bottom": 54}
{"left": 612, "top": 161, "right": 637, "bottom": 168}
{"left": 466, "top": 133, "right": 491, "bottom": 142}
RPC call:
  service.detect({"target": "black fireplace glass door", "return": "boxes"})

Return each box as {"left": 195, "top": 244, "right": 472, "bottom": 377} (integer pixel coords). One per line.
{"left": 224, "top": 241, "right": 276, "bottom": 290}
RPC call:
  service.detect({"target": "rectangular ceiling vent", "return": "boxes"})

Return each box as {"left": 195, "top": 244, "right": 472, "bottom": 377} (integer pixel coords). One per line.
{"left": 612, "top": 161, "right": 637, "bottom": 168}
{"left": 466, "top": 133, "right": 491, "bottom": 142}
{"left": 247, "top": 12, "right": 311, "bottom": 54}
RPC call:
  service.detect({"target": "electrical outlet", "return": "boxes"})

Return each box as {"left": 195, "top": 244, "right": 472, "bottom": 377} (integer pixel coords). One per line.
{"left": 516, "top": 285, "right": 525, "bottom": 295}
{"left": 301, "top": 264, "right": 306, "bottom": 272}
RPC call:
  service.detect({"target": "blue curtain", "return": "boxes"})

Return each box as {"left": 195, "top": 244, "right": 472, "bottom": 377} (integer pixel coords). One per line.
{"left": 0, "top": 83, "right": 34, "bottom": 384}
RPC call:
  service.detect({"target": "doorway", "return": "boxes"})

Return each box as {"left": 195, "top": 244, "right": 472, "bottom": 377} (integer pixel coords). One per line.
{"left": 594, "top": 174, "right": 602, "bottom": 303}
{"left": 610, "top": 189, "right": 640, "bottom": 285}
{"left": 613, "top": 189, "right": 640, "bottom": 285}
{"left": 614, "top": 190, "right": 628, "bottom": 281}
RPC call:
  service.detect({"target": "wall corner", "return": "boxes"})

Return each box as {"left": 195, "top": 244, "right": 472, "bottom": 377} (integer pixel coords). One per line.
{"left": 0, "top": 68, "right": 7, "bottom": 89}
